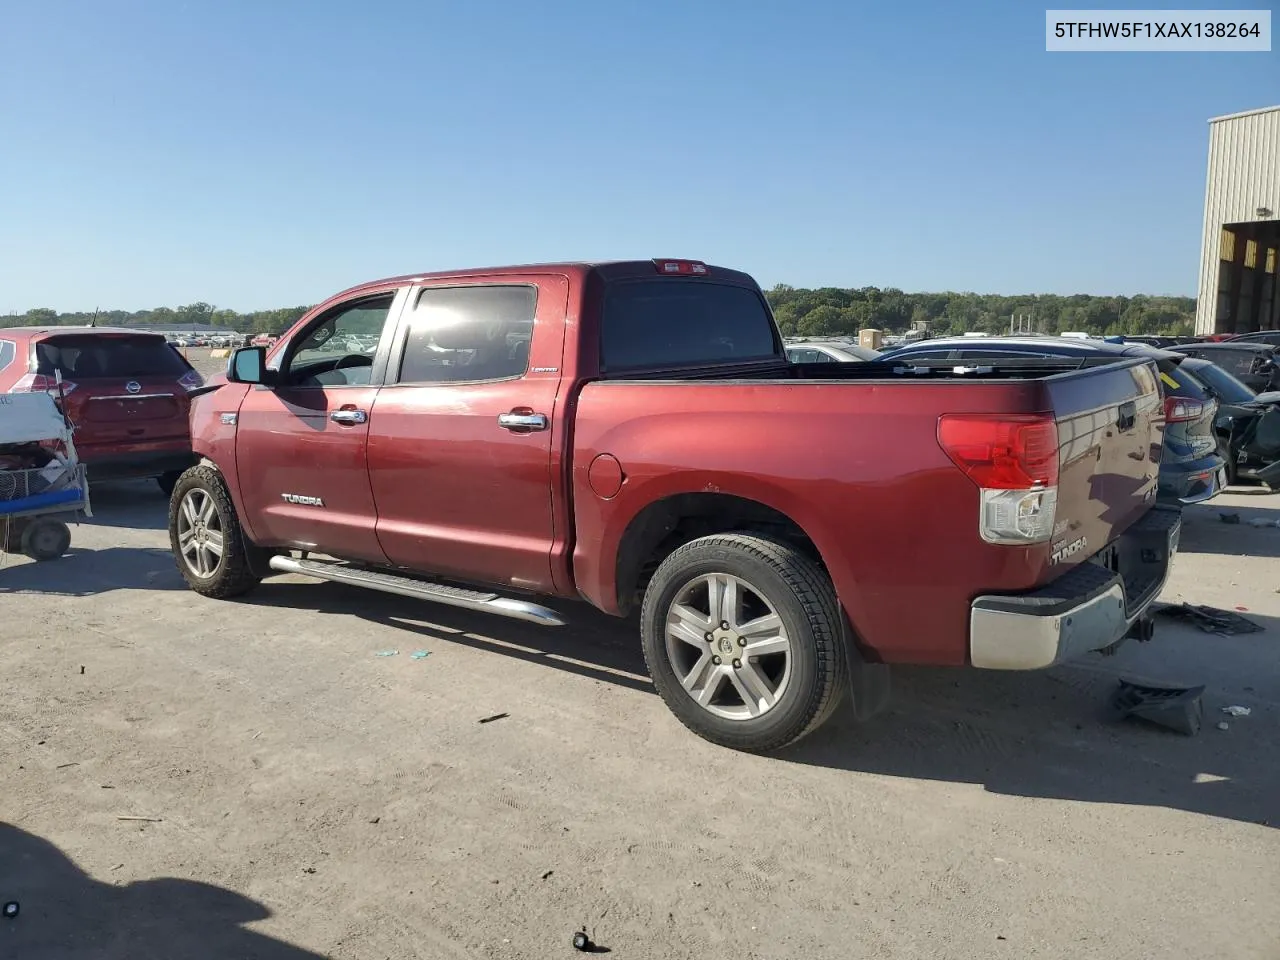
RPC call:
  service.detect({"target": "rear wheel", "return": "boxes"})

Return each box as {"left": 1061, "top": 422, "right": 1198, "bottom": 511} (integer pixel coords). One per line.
{"left": 640, "top": 533, "right": 848, "bottom": 752}
{"left": 21, "top": 517, "right": 71, "bottom": 561}
{"left": 169, "top": 465, "right": 262, "bottom": 598}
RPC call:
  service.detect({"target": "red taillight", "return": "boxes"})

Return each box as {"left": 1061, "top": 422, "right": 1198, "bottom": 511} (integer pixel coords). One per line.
{"left": 653, "top": 259, "right": 709, "bottom": 276}
{"left": 1163, "top": 396, "right": 1205, "bottom": 422}
{"left": 178, "top": 369, "right": 204, "bottom": 391}
{"left": 937, "top": 414, "right": 1060, "bottom": 489}
{"left": 8, "top": 373, "right": 77, "bottom": 397}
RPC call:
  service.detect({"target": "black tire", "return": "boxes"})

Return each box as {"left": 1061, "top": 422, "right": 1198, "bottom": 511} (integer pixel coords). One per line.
{"left": 1217, "top": 440, "right": 1237, "bottom": 488}
{"left": 640, "top": 533, "right": 848, "bottom": 752}
{"left": 168, "top": 464, "right": 263, "bottom": 598}
{"left": 156, "top": 471, "right": 183, "bottom": 498}
{"left": 21, "top": 517, "right": 71, "bottom": 561}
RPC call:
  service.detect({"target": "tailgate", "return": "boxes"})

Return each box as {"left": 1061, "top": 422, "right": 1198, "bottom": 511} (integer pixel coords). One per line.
{"left": 1043, "top": 359, "right": 1163, "bottom": 573}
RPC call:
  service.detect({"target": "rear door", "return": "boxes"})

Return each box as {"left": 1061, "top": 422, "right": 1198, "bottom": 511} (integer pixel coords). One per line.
{"left": 32, "top": 333, "right": 195, "bottom": 457}
{"left": 366, "top": 276, "right": 567, "bottom": 593}
{"left": 234, "top": 289, "right": 406, "bottom": 563}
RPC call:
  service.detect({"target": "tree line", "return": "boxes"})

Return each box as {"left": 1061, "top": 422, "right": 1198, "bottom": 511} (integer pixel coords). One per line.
{"left": 3, "top": 286, "right": 1198, "bottom": 339}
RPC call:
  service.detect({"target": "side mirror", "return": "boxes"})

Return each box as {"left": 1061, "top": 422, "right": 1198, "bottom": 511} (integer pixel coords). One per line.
{"left": 227, "top": 346, "right": 268, "bottom": 384}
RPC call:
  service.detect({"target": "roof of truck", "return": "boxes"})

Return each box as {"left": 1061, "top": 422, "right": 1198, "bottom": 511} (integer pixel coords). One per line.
{"left": 324, "top": 260, "right": 759, "bottom": 304}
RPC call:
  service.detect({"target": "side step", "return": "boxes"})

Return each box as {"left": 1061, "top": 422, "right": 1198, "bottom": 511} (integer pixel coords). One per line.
{"left": 267, "top": 555, "right": 567, "bottom": 626}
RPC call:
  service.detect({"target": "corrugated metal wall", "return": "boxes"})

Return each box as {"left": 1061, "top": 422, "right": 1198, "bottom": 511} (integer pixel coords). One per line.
{"left": 1195, "top": 106, "right": 1280, "bottom": 334}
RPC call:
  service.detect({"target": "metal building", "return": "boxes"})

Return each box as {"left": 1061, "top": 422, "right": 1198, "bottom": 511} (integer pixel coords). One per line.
{"left": 1194, "top": 105, "right": 1280, "bottom": 335}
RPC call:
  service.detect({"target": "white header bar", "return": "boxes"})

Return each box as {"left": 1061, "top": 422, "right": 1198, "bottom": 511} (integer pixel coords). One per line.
{"left": 1045, "top": 10, "right": 1272, "bottom": 51}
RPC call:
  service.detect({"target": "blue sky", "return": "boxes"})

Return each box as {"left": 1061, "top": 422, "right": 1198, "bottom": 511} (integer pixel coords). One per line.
{"left": 1, "top": 0, "right": 1276, "bottom": 311}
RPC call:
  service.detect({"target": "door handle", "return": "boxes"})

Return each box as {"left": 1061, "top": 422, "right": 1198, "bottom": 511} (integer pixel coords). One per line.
{"left": 498, "top": 411, "right": 548, "bottom": 431}
{"left": 330, "top": 408, "right": 368, "bottom": 425}
{"left": 1117, "top": 401, "right": 1136, "bottom": 432}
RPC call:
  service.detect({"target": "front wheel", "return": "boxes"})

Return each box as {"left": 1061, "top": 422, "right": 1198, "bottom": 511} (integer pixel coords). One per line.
{"left": 168, "top": 465, "right": 263, "bottom": 598}
{"left": 640, "top": 533, "right": 848, "bottom": 752}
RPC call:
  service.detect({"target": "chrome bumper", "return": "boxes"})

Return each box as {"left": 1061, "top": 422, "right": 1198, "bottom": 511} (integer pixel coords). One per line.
{"left": 969, "top": 507, "right": 1182, "bottom": 671}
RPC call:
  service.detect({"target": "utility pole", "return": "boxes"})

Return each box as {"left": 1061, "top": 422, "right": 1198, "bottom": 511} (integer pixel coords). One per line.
{"left": 1009, "top": 312, "right": 1034, "bottom": 335}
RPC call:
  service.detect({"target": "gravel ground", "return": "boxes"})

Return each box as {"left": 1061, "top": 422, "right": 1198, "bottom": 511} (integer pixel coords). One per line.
{"left": 1, "top": 357, "right": 1277, "bottom": 959}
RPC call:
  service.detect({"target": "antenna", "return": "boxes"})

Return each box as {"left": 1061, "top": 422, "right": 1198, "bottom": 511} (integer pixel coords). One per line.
{"left": 89, "top": 306, "right": 99, "bottom": 328}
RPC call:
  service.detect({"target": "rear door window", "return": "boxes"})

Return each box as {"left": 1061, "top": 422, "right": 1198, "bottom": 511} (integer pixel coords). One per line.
{"left": 600, "top": 280, "right": 779, "bottom": 372}
{"left": 35, "top": 335, "right": 190, "bottom": 378}
{"left": 0, "top": 340, "right": 14, "bottom": 371}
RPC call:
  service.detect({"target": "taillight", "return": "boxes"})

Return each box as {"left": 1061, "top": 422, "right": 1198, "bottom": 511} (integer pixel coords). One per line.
{"left": 937, "top": 414, "right": 1059, "bottom": 544}
{"left": 178, "top": 369, "right": 205, "bottom": 391}
{"left": 8, "top": 373, "right": 77, "bottom": 397}
{"left": 1164, "top": 396, "right": 1205, "bottom": 422}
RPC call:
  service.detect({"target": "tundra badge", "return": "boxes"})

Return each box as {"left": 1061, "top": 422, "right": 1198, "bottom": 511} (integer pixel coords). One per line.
{"left": 281, "top": 493, "right": 325, "bottom": 507}
{"left": 1049, "top": 536, "right": 1088, "bottom": 565}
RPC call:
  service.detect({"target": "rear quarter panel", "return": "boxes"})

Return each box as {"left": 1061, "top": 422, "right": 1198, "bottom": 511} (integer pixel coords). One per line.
{"left": 574, "top": 379, "right": 1065, "bottom": 665}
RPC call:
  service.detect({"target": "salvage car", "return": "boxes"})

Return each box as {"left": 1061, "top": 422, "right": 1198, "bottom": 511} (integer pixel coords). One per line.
{"left": 880, "top": 336, "right": 1225, "bottom": 506}
{"left": 168, "top": 259, "right": 1178, "bottom": 752}
{"left": 1178, "top": 355, "right": 1280, "bottom": 487}
{"left": 1167, "top": 340, "right": 1280, "bottom": 393}
{"left": 0, "top": 327, "right": 202, "bottom": 495}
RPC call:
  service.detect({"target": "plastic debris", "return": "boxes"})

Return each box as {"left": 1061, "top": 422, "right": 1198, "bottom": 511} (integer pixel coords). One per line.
{"left": 1247, "top": 516, "right": 1280, "bottom": 528}
{"left": 573, "top": 929, "right": 599, "bottom": 952}
{"left": 1111, "top": 679, "right": 1205, "bottom": 736}
{"left": 1219, "top": 512, "right": 1241, "bottom": 524}
{"left": 478, "top": 713, "right": 509, "bottom": 724}
{"left": 1152, "top": 603, "right": 1264, "bottom": 636}
{"left": 1221, "top": 705, "right": 1252, "bottom": 717}
{"left": 1217, "top": 721, "right": 1230, "bottom": 731}
{"left": 410, "top": 650, "right": 430, "bottom": 660}
{"left": 2, "top": 901, "right": 17, "bottom": 919}
{"left": 374, "top": 650, "right": 399, "bottom": 658}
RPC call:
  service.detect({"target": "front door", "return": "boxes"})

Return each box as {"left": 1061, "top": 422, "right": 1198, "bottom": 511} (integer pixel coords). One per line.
{"left": 235, "top": 289, "right": 406, "bottom": 563}
{"left": 366, "top": 277, "right": 567, "bottom": 593}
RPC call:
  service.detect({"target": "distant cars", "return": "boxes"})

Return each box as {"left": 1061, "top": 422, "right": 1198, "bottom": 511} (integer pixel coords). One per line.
{"left": 0, "top": 327, "right": 202, "bottom": 495}
{"left": 783, "top": 338, "right": 882, "bottom": 363}
{"left": 879, "top": 335, "right": 1226, "bottom": 505}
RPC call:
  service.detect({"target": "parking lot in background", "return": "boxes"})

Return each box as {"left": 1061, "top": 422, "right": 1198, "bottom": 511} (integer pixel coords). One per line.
{"left": 1, "top": 352, "right": 1277, "bottom": 960}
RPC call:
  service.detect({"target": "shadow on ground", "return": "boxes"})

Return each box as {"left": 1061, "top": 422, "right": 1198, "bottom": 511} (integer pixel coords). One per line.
{"left": 1181, "top": 495, "right": 1280, "bottom": 558}
{"left": 0, "top": 823, "right": 327, "bottom": 959}
{"left": 246, "top": 578, "right": 1279, "bottom": 830}
{"left": 82, "top": 479, "right": 170, "bottom": 532}
{"left": 0, "top": 548, "right": 183, "bottom": 596}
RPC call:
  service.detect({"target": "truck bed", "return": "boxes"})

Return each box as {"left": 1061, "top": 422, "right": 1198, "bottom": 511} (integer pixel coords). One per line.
{"left": 570, "top": 356, "right": 1164, "bottom": 666}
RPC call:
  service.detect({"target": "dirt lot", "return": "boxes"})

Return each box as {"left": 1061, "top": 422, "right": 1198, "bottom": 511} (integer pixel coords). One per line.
{"left": 2, "top": 362, "right": 1277, "bottom": 959}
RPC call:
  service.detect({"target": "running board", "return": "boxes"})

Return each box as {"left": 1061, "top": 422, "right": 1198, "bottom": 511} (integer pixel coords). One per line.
{"left": 267, "top": 555, "right": 566, "bottom": 626}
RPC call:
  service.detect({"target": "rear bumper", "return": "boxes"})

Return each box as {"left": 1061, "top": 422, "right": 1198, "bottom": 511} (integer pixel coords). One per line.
{"left": 969, "top": 505, "right": 1181, "bottom": 670}
{"left": 1158, "top": 454, "right": 1226, "bottom": 505}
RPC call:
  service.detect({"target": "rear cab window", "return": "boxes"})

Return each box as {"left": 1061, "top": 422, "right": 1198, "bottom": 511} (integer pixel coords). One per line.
{"left": 600, "top": 279, "right": 780, "bottom": 373}
{"left": 35, "top": 335, "right": 191, "bottom": 379}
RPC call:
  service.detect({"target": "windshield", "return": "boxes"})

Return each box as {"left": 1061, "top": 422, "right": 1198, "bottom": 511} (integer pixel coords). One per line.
{"left": 1185, "top": 359, "right": 1257, "bottom": 403}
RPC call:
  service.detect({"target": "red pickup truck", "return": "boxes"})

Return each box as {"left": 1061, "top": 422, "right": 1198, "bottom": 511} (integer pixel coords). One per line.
{"left": 169, "top": 259, "right": 1180, "bottom": 752}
